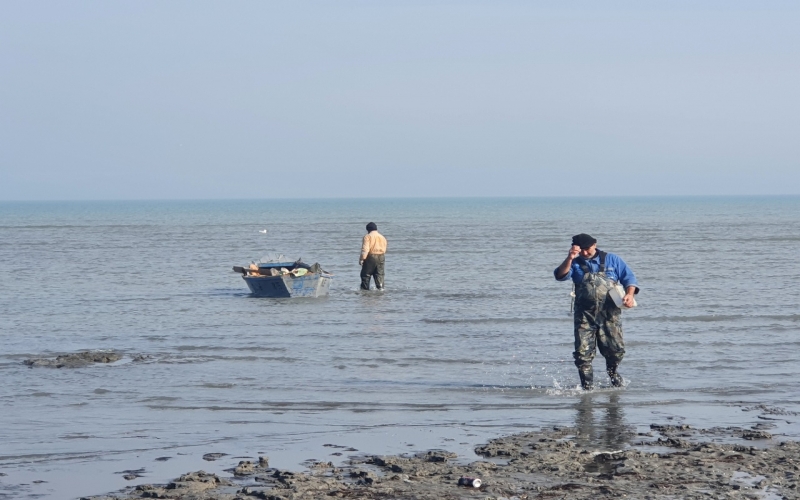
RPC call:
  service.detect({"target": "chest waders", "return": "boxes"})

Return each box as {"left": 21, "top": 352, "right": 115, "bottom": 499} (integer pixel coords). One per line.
{"left": 573, "top": 251, "right": 625, "bottom": 390}
{"left": 360, "top": 253, "right": 385, "bottom": 290}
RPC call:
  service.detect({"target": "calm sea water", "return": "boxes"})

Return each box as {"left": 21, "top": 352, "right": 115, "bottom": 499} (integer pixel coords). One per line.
{"left": 1, "top": 197, "right": 799, "bottom": 499}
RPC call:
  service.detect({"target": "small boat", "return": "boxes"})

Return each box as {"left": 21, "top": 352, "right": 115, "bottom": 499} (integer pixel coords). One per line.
{"left": 233, "top": 256, "right": 332, "bottom": 298}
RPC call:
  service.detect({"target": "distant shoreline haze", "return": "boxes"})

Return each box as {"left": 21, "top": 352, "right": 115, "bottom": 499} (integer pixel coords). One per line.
{"left": 1, "top": 194, "right": 800, "bottom": 204}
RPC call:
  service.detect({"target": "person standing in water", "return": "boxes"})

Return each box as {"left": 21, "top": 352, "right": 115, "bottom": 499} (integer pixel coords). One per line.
{"left": 360, "top": 222, "right": 387, "bottom": 290}
{"left": 554, "top": 233, "right": 639, "bottom": 390}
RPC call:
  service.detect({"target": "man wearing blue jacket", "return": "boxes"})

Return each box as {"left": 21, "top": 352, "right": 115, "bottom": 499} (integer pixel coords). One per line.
{"left": 555, "top": 233, "right": 639, "bottom": 390}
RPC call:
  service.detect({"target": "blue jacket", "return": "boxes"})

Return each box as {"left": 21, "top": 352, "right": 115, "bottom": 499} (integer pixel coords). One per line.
{"left": 554, "top": 250, "right": 639, "bottom": 292}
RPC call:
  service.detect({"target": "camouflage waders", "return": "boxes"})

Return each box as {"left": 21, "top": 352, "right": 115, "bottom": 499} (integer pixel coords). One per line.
{"left": 573, "top": 251, "right": 625, "bottom": 390}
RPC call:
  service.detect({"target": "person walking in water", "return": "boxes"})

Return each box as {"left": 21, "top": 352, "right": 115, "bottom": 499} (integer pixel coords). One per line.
{"left": 360, "top": 222, "right": 387, "bottom": 290}
{"left": 554, "top": 233, "right": 639, "bottom": 390}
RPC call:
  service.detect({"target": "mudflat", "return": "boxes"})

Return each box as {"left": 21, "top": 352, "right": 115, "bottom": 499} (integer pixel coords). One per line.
{"left": 81, "top": 422, "right": 796, "bottom": 500}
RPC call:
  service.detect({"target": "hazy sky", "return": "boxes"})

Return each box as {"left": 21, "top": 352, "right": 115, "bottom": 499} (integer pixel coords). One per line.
{"left": 1, "top": 1, "right": 798, "bottom": 200}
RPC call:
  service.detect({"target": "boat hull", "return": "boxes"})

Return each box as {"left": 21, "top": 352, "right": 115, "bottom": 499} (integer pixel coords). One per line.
{"left": 242, "top": 273, "right": 332, "bottom": 298}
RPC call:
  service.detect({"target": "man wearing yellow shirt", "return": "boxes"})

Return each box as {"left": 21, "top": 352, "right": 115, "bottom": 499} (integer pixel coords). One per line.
{"left": 360, "top": 222, "right": 387, "bottom": 290}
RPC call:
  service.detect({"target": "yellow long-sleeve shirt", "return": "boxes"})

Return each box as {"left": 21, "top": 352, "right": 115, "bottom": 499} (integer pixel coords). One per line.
{"left": 360, "top": 231, "right": 387, "bottom": 260}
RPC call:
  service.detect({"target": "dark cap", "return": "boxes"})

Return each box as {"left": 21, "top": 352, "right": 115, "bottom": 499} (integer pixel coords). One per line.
{"left": 572, "top": 233, "right": 597, "bottom": 249}
{"left": 366, "top": 222, "right": 378, "bottom": 232}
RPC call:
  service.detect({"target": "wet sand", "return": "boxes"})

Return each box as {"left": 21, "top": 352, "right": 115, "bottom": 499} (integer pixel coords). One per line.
{"left": 80, "top": 417, "right": 797, "bottom": 500}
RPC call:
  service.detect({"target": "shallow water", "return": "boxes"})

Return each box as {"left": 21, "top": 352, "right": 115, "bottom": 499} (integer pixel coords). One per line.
{"left": 1, "top": 197, "right": 799, "bottom": 499}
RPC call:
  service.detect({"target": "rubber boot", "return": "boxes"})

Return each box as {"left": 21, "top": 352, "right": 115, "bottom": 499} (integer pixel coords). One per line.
{"left": 607, "top": 364, "right": 623, "bottom": 387}
{"left": 578, "top": 366, "right": 594, "bottom": 390}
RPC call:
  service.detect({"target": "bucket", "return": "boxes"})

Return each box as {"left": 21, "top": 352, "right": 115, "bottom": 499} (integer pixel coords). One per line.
{"left": 609, "top": 284, "right": 636, "bottom": 308}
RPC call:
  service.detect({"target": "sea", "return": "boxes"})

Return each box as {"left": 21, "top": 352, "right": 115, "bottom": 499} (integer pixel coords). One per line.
{"left": 1, "top": 197, "right": 799, "bottom": 499}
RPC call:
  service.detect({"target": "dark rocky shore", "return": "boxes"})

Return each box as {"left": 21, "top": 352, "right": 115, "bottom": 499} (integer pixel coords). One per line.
{"left": 81, "top": 422, "right": 798, "bottom": 500}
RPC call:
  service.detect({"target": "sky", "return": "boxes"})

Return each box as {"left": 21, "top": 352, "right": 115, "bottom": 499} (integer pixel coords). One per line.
{"left": 1, "top": 1, "right": 798, "bottom": 200}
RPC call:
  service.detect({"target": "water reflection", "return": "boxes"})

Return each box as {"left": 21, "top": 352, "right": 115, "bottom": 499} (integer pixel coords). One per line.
{"left": 573, "top": 392, "right": 636, "bottom": 450}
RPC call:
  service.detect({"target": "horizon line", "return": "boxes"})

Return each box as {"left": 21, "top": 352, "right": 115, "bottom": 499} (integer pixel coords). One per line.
{"left": 1, "top": 193, "right": 799, "bottom": 203}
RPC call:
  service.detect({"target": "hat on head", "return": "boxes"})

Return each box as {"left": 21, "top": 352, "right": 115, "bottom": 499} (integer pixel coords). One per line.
{"left": 366, "top": 222, "right": 378, "bottom": 232}
{"left": 572, "top": 233, "right": 597, "bottom": 249}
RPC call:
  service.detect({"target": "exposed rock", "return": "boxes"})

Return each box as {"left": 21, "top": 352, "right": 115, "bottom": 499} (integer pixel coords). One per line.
{"left": 24, "top": 351, "right": 122, "bottom": 368}
{"left": 742, "top": 429, "right": 773, "bottom": 440}
{"left": 742, "top": 404, "right": 800, "bottom": 416}
{"left": 79, "top": 425, "right": 799, "bottom": 500}
{"left": 233, "top": 460, "right": 255, "bottom": 476}
{"left": 117, "top": 468, "right": 146, "bottom": 481}
{"left": 418, "top": 450, "right": 457, "bottom": 463}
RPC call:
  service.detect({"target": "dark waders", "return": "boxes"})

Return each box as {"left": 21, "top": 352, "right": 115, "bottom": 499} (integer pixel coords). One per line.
{"left": 360, "top": 254, "right": 385, "bottom": 290}
{"left": 573, "top": 251, "right": 625, "bottom": 390}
